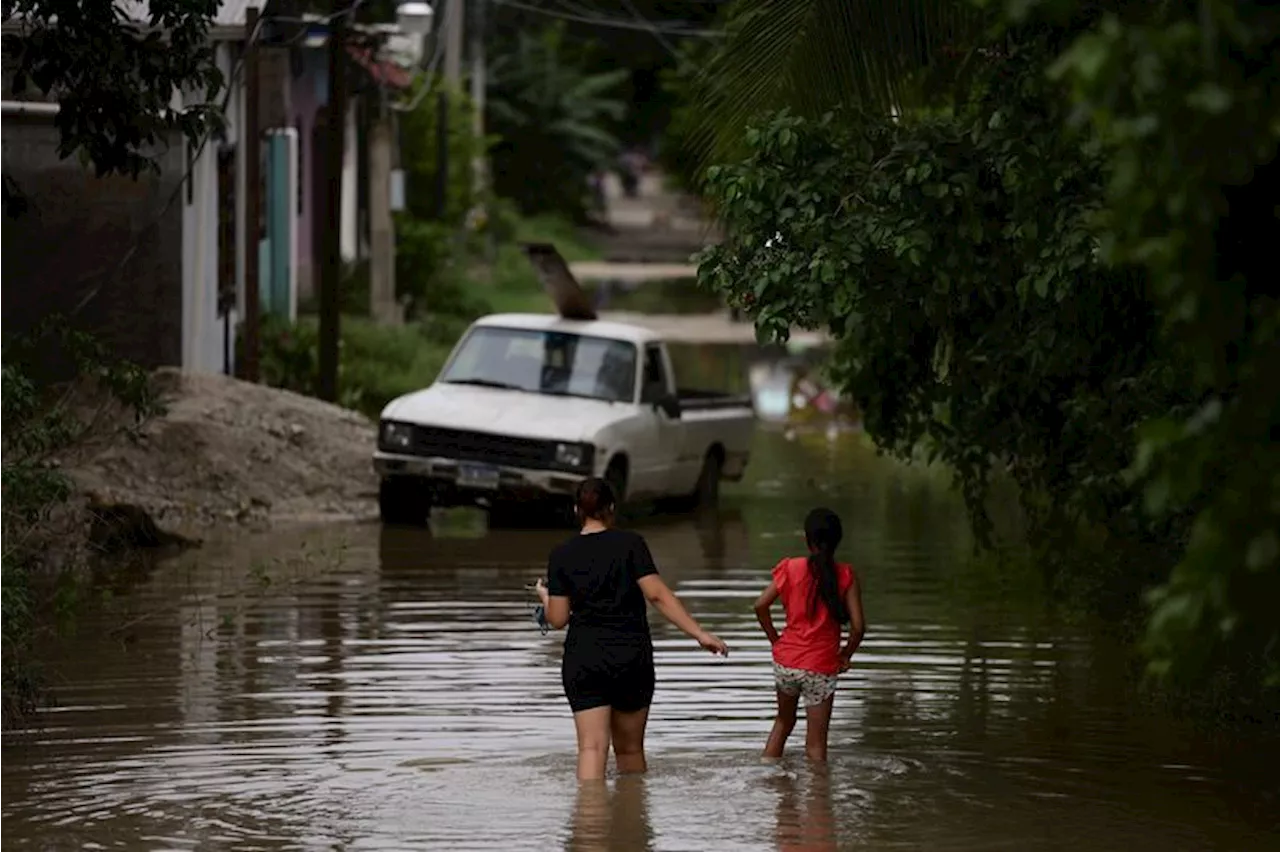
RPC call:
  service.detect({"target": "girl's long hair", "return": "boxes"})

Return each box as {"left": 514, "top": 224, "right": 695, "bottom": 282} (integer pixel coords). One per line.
{"left": 805, "top": 508, "right": 848, "bottom": 624}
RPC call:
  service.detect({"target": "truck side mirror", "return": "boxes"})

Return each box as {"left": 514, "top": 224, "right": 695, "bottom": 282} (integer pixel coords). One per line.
{"left": 654, "top": 393, "right": 682, "bottom": 419}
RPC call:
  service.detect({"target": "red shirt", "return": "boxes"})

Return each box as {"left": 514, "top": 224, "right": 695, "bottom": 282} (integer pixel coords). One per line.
{"left": 770, "top": 556, "right": 854, "bottom": 675}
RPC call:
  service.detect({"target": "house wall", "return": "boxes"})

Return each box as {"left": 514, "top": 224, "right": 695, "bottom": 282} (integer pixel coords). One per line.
{"left": 342, "top": 94, "right": 358, "bottom": 263}
{"left": 181, "top": 41, "right": 240, "bottom": 374}
{"left": 291, "top": 47, "right": 361, "bottom": 303}
{"left": 292, "top": 49, "right": 323, "bottom": 302}
{"left": 0, "top": 114, "right": 185, "bottom": 372}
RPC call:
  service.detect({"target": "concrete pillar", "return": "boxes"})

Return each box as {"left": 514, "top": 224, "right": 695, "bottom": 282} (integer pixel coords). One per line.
{"left": 368, "top": 115, "right": 399, "bottom": 324}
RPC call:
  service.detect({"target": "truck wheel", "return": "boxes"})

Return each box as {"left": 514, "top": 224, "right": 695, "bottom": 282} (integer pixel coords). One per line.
{"left": 379, "top": 478, "right": 431, "bottom": 527}
{"left": 692, "top": 451, "right": 723, "bottom": 510}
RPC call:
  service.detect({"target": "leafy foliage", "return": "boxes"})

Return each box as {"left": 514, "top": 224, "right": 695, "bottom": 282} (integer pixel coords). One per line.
{"left": 398, "top": 78, "right": 481, "bottom": 225}
{"left": 394, "top": 77, "right": 490, "bottom": 320}
{"left": 671, "top": 0, "right": 984, "bottom": 178}
{"left": 2, "top": 0, "right": 225, "bottom": 178}
{"left": 700, "top": 41, "right": 1188, "bottom": 551}
{"left": 2, "top": 319, "right": 163, "bottom": 724}
{"left": 697, "top": 2, "right": 1279, "bottom": 698}
{"left": 486, "top": 23, "right": 628, "bottom": 220}
{"left": 250, "top": 313, "right": 458, "bottom": 419}
{"left": 1034, "top": 0, "right": 1280, "bottom": 690}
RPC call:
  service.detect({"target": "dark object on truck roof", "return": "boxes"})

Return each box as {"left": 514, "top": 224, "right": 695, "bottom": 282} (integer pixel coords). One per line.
{"left": 520, "top": 243, "right": 599, "bottom": 322}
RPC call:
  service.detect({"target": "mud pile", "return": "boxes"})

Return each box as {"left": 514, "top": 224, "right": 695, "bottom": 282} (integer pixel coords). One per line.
{"left": 68, "top": 368, "right": 378, "bottom": 537}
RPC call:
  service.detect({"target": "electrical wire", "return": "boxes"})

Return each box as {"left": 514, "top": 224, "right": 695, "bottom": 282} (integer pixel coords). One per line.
{"left": 493, "top": 0, "right": 723, "bottom": 37}
{"left": 617, "top": 0, "right": 681, "bottom": 58}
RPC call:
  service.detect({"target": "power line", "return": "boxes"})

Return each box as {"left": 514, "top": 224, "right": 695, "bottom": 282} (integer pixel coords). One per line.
{"left": 617, "top": 0, "right": 681, "bottom": 58}
{"left": 492, "top": 0, "right": 723, "bottom": 37}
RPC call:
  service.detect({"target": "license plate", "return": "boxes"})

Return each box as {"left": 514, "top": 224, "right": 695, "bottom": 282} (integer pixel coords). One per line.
{"left": 457, "top": 463, "right": 500, "bottom": 490}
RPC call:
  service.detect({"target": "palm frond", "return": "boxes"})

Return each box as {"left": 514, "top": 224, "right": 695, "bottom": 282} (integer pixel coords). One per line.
{"left": 682, "top": 0, "right": 987, "bottom": 177}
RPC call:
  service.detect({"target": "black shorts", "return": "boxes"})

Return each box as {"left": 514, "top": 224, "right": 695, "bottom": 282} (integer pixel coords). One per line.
{"left": 561, "top": 629, "right": 655, "bottom": 714}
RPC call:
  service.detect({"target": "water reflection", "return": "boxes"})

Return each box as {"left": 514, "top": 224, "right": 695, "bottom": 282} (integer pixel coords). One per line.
{"left": 2, "top": 431, "right": 1279, "bottom": 850}
{"left": 773, "top": 767, "right": 837, "bottom": 852}
{"left": 568, "top": 777, "right": 654, "bottom": 852}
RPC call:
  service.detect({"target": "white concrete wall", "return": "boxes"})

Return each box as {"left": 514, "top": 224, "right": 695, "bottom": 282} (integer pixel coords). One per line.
{"left": 340, "top": 99, "right": 358, "bottom": 262}
{"left": 181, "top": 42, "right": 240, "bottom": 374}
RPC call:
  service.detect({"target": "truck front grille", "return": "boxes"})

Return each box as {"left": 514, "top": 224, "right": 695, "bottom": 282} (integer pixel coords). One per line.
{"left": 407, "top": 426, "right": 593, "bottom": 474}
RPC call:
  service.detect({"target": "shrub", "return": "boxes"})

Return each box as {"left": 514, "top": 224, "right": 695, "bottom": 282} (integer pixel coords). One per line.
{"left": 253, "top": 314, "right": 455, "bottom": 419}
{"left": 395, "top": 217, "right": 492, "bottom": 321}
{"left": 1, "top": 319, "right": 162, "bottom": 725}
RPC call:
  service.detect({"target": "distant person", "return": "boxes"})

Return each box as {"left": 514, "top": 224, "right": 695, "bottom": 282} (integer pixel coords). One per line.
{"left": 535, "top": 477, "right": 728, "bottom": 782}
{"left": 753, "top": 508, "right": 865, "bottom": 762}
{"left": 588, "top": 169, "right": 608, "bottom": 219}
{"left": 618, "top": 148, "right": 645, "bottom": 198}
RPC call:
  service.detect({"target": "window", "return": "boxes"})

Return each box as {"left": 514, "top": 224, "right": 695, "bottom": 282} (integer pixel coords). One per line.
{"left": 641, "top": 345, "right": 667, "bottom": 404}
{"left": 441, "top": 327, "right": 638, "bottom": 403}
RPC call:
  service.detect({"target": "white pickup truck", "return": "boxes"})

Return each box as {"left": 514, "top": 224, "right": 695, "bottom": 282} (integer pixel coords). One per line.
{"left": 373, "top": 310, "right": 757, "bottom": 525}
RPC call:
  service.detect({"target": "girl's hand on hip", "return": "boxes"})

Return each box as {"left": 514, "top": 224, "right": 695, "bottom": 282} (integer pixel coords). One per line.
{"left": 696, "top": 631, "right": 729, "bottom": 657}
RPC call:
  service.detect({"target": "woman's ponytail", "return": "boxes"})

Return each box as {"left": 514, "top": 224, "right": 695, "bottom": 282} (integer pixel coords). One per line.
{"left": 804, "top": 508, "right": 848, "bottom": 625}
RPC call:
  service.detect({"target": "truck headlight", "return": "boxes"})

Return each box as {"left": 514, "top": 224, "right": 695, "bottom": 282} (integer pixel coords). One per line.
{"left": 555, "top": 442, "right": 591, "bottom": 470}
{"left": 381, "top": 421, "right": 414, "bottom": 451}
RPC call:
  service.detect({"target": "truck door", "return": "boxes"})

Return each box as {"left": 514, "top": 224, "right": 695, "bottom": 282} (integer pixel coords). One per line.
{"left": 632, "top": 343, "right": 684, "bottom": 497}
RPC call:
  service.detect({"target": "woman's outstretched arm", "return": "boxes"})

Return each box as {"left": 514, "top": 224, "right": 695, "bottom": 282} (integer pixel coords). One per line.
{"left": 636, "top": 574, "right": 728, "bottom": 656}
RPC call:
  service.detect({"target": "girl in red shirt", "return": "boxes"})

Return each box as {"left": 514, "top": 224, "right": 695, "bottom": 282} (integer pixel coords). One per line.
{"left": 753, "top": 507, "right": 866, "bottom": 762}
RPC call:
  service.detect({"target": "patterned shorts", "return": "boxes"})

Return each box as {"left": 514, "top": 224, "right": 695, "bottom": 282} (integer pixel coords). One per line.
{"left": 773, "top": 663, "right": 839, "bottom": 707}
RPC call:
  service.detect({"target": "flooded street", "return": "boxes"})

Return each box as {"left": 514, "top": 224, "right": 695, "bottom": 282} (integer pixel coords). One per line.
{"left": 4, "top": 431, "right": 1278, "bottom": 850}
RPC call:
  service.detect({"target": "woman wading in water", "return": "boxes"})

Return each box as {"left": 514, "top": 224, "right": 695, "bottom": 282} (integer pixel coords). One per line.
{"left": 535, "top": 477, "right": 728, "bottom": 781}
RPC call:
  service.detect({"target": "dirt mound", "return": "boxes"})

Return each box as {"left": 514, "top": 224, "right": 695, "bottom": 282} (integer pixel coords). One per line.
{"left": 69, "top": 368, "right": 378, "bottom": 532}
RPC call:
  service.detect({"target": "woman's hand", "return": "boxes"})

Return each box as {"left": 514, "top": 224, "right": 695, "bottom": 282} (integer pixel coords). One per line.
{"left": 534, "top": 578, "right": 550, "bottom": 607}
{"left": 695, "top": 630, "right": 729, "bottom": 657}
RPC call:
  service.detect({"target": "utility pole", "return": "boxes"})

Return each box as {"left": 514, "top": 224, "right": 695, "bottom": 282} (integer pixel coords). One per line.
{"left": 444, "top": 0, "right": 463, "bottom": 85}
{"left": 241, "top": 6, "right": 262, "bottom": 382}
{"left": 469, "top": 0, "right": 486, "bottom": 197}
{"left": 318, "top": 0, "right": 346, "bottom": 402}
{"left": 435, "top": 0, "right": 464, "bottom": 220}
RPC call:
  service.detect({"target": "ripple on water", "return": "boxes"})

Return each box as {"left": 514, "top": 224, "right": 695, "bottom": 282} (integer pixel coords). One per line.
{"left": 3, "top": 433, "right": 1279, "bottom": 851}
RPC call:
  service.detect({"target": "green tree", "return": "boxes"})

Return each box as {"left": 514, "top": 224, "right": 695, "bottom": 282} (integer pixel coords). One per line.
{"left": 1, "top": 0, "right": 221, "bottom": 723}
{"left": 486, "top": 23, "right": 628, "bottom": 220}
{"left": 393, "top": 78, "right": 491, "bottom": 320}
{"left": 669, "top": 0, "right": 982, "bottom": 176}
{"left": 691, "top": 0, "right": 1279, "bottom": 697}
{"left": 2, "top": 321, "right": 162, "bottom": 725}
{"left": 2, "top": 0, "right": 225, "bottom": 178}
{"left": 1039, "top": 0, "right": 1280, "bottom": 691}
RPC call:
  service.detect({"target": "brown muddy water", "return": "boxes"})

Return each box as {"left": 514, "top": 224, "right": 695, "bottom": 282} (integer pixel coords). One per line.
{"left": 3, "top": 431, "right": 1278, "bottom": 850}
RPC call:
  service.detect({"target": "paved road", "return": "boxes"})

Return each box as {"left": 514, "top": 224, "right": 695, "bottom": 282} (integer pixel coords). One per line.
{"left": 597, "top": 310, "right": 829, "bottom": 347}
{"left": 570, "top": 171, "right": 829, "bottom": 347}
{"left": 567, "top": 260, "right": 698, "bottom": 282}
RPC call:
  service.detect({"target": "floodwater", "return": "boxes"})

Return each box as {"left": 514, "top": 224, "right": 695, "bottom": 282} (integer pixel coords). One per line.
{"left": 4, "top": 430, "right": 1278, "bottom": 850}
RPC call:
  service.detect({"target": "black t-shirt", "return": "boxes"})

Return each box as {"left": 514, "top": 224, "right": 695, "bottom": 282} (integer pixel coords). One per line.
{"left": 546, "top": 529, "right": 658, "bottom": 634}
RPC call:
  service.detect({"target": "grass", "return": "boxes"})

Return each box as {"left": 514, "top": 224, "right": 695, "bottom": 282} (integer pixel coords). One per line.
{"left": 338, "top": 316, "right": 461, "bottom": 417}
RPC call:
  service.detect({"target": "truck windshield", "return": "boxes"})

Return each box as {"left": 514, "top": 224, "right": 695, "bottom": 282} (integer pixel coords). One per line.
{"left": 440, "top": 326, "right": 638, "bottom": 403}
